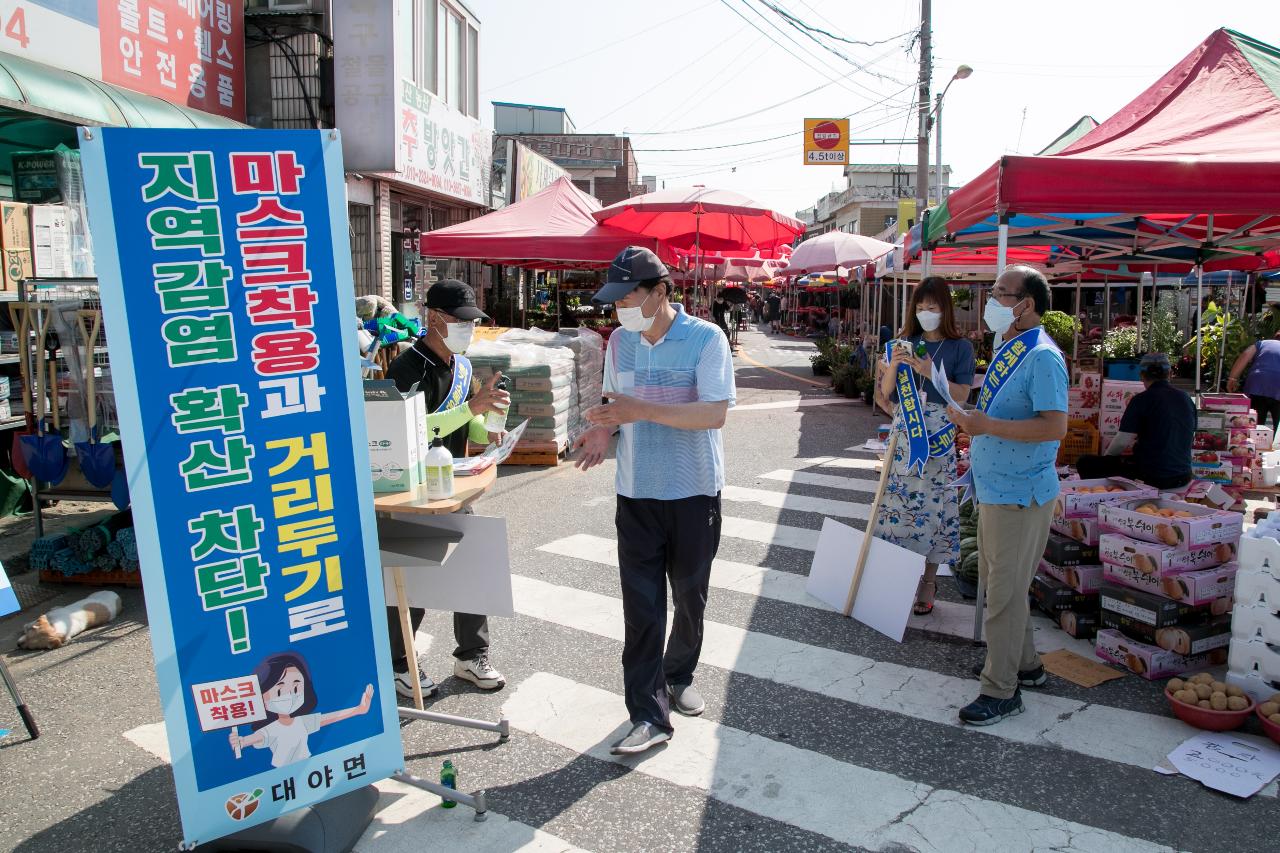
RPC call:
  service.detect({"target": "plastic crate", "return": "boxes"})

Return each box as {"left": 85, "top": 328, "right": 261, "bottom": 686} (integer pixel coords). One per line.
{"left": 1057, "top": 419, "right": 1100, "bottom": 466}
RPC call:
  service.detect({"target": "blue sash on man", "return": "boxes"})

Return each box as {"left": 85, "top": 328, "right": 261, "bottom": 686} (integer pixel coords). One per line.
{"left": 888, "top": 341, "right": 958, "bottom": 476}
{"left": 434, "top": 353, "right": 473, "bottom": 414}
{"left": 950, "top": 326, "right": 1056, "bottom": 503}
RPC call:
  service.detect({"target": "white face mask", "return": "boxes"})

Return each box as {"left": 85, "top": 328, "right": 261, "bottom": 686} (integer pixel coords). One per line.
{"left": 916, "top": 310, "right": 942, "bottom": 332}
{"left": 442, "top": 321, "right": 475, "bottom": 353}
{"left": 266, "top": 692, "right": 304, "bottom": 716}
{"left": 983, "top": 297, "right": 1017, "bottom": 335}
{"left": 616, "top": 289, "right": 658, "bottom": 333}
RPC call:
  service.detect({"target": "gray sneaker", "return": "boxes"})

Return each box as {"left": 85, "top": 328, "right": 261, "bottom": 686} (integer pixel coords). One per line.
{"left": 393, "top": 667, "right": 438, "bottom": 700}
{"left": 667, "top": 683, "right": 705, "bottom": 716}
{"left": 610, "top": 722, "right": 671, "bottom": 755}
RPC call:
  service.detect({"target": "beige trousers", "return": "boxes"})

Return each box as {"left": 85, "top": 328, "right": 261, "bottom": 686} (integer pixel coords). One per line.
{"left": 976, "top": 500, "right": 1055, "bottom": 699}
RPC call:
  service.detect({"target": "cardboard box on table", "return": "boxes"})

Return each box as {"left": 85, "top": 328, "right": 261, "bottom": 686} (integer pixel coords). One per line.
{"left": 364, "top": 380, "right": 422, "bottom": 493}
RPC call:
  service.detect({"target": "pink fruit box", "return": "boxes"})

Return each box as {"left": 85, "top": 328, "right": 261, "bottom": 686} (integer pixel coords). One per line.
{"left": 1050, "top": 512, "right": 1099, "bottom": 546}
{"left": 1095, "top": 628, "right": 1227, "bottom": 680}
{"left": 1101, "top": 560, "right": 1238, "bottom": 607}
{"left": 1097, "top": 532, "right": 1237, "bottom": 576}
{"left": 1055, "top": 478, "right": 1157, "bottom": 520}
{"left": 1097, "top": 497, "right": 1243, "bottom": 549}
{"left": 1038, "top": 559, "right": 1104, "bottom": 594}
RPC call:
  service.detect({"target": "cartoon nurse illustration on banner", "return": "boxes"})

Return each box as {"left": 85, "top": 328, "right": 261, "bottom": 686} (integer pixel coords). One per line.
{"left": 228, "top": 652, "right": 374, "bottom": 769}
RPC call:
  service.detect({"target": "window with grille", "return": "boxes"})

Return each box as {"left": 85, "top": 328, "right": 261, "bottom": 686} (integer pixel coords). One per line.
{"left": 348, "top": 203, "right": 374, "bottom": 296}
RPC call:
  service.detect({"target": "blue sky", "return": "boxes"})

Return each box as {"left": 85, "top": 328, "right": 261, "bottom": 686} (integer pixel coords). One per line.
{"left": 469, "top": 1, "right": 1278, "bottom": 216}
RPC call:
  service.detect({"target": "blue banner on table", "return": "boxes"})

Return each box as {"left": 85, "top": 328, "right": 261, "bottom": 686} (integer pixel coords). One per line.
{"left": 81, "top": 128, "right": 401, "bottom": 848}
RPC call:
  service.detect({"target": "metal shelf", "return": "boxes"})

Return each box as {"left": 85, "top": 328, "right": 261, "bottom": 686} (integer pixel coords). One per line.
{"left": 0, "top": 415, "right": 23, "bottom": 431}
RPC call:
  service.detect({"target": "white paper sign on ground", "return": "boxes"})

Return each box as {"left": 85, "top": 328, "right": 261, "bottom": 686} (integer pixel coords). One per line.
{"left": 378, "top": 513, "right": 514, "bottom": 617}
{"left": 1168, "top": 732, "right": 1280, "bottom": 798}
{"left": 806, "top": 517, "right": 925, "bottom": 642}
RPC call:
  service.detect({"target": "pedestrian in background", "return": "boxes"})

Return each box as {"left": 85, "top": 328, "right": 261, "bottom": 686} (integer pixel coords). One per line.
{"left": 947, "top": 265, "right": 1067, "bottom": 726}
{"left": 873, "top": 276, "right": 975, "bottom": 615}
{"left": 1227, "top": 332, "right": 1280, "bottom": 429}
{"left": 575, "top": 246, "right": 736, "bottom": 756}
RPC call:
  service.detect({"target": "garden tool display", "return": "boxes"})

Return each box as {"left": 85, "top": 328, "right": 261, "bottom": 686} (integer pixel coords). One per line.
{"left": 18, "top": 307, "right": 68, "bottom": 485}
{"left": 73, "top": 311, "right": 115, "bottom": 488}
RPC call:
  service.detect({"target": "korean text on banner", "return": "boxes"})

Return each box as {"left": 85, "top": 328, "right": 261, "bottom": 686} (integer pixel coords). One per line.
{"left": 80, "top": 128, "right": 401, "bottom": 848}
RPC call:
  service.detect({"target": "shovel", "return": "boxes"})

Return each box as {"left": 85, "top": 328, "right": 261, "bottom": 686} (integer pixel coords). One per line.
{"left": 18, "top": 308, "right": 69, "bottom": 484}
{"left": 6, "top": 302, "right": 33, "bottom": 480}
{"left": 73, "top": 311, "right": 115, "bottom": 488}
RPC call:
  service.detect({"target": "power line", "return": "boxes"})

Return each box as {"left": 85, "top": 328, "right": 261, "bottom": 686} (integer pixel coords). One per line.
{"left": 481, "top": 0, "right": 718, "bottom": 94}
{"left": 650, "top": 30, "right": 772, "bottom": 132}
{"left": 756, "top": 0, "right": 915, "bottom": 73}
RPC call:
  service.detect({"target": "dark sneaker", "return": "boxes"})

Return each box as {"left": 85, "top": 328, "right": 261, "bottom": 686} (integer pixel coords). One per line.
{"left": 970, "top": 663, "right": 1048, "bottom": 688}
{"left": 610, "top": 722, "right": 671, "bottom": 755}
{"left": 667, "top": 683, "right": 705, "bottom": 716}
{"left": 959, "top": 691, "right": 1024, "bottom": 726}
{"left": 393, "top": 667, "right": 438, "bottom": 700}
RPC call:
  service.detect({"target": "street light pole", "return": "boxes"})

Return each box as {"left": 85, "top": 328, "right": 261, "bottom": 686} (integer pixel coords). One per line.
{"left": 932, "top": 65, "right": 973, "bottom": 209}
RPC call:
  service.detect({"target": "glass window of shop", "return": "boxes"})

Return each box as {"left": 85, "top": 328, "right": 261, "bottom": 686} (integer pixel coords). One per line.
{"left": 413, "top": 0, "right": 437, "bottom": 92}
{"left": 446, "top": 10, "right": 463, "bottom": 110}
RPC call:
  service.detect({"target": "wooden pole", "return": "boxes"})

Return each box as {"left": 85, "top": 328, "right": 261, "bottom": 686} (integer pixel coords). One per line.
{"left": 843, "top": 429, "right": 900, "bottom": 616}
{"left": 394, "top": 567, "right": 424, "bottom": 710}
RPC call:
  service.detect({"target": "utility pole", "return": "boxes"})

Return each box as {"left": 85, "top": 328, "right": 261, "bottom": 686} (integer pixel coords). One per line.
{"left": 915, "top": 0, "right": 932, "bottom": 227}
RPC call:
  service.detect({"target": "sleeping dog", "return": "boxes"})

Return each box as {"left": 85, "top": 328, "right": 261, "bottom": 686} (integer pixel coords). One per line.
{"left": 16, "top": 590, "right": 122, "bottom": 649}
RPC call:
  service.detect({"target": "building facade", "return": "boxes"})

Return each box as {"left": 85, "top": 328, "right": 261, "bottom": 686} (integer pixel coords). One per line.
{"left": 797, "top": 163, "right": 952, "bottom": 239}
{"left": 246, "top": 0, "right": 495, "bottom": 308}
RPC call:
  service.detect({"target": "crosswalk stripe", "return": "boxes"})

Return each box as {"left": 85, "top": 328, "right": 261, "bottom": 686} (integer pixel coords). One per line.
{"left": 535, "top": 533, "right": 1091, "bottom": 656}
{"left": 758, "top": 468, "right": 879, "bottom": 493}
{"left": 507, "top": 573, "right": 1220, "bottom": 780}
{"left": 722, "top": 485, "right": 871, "bottom": 521}
{"left": 790, "top": 456, "right": 882, "bottom": 472}
{"left": 503, "top": 672, "right": 1171, "bottom": 853}
{"left": 120, "top": 722, "right": 595, "bottom": 852}
{"left": 730, "top": 398, "right": 854, "bottom": 412}
{"left": 719, "top": 514, "right": 821, "bottom": 550}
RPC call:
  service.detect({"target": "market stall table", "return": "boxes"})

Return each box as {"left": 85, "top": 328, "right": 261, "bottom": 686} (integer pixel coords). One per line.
{"left": 373, "top": 465, "right": 508, "bottom": 821}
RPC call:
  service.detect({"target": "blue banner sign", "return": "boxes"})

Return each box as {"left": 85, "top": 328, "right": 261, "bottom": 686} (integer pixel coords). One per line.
{"left": 81, "top": 128, "right": 401, "bottom": 847}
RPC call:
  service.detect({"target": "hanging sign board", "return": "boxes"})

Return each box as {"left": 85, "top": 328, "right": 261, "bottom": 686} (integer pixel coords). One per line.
{"left": 80, "top": 128, "right": 402, "bottom": 848}
{"left": 803, "top": 118, "right": 850, "bottom": 165}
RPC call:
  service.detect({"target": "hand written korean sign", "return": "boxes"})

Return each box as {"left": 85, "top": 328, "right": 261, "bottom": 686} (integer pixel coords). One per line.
{"left": 399, "top": 80, "right": 492, "bottom": 205}
{"left": 81, "top": 128, "right": 400, "bottom": 848}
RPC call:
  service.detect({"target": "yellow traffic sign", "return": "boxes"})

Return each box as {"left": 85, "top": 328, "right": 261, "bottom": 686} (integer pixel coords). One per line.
{"left": 803, "top": 118, "right": 849, "bottom": 165}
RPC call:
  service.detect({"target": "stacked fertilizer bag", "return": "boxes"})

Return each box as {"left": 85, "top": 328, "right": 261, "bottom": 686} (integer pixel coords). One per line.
{"left": 468, "top": 335, "right": 577, "bottom": 451}
{"left": 497, "top": 327, "right": 606, "bottom": 446}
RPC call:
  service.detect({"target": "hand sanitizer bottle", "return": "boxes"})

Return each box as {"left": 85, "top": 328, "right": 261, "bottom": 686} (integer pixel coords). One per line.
{"left": 424, "top": 428, "right": 454, "bottom": 499}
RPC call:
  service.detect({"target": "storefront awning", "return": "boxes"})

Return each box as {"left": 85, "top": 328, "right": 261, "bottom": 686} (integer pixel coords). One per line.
{"left": 0, "top": 49, "right": 245, "bottom": 129}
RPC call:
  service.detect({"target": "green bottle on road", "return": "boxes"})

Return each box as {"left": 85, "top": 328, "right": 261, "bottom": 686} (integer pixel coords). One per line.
{"left": 440, "top": 760, "right": 457, "bottom": 808}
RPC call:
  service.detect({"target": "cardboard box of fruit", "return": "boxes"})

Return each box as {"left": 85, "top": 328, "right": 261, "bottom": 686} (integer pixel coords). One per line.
{"left": 1098, "top": 583, "right": 1211, "bottom": 628}
{"left": 1043, "top": 531, "right": 1100, "bottom": 566}
{"left": 1038, "top": 559, "right": 1104, "bottom": 594}
{"left": 1095, "top": 629, "right": 1227, "bottom": 680}
{"left": 1097, "top": 497, "right": 1243, "bottom": 549}
{"left": 1100, "top": 609, "right": 1231, "bottom": 654}
{"left": 1097, "top": 532, "right": 1235, "bottom": 576}
{"left": 1102, "top": 561, "right": 1237, "bottom": 607}
{"left": 1030, "top": 573, "right": 1099, "bottom": 615}
{"left": 1199, "top": 392, "right": 1251, "bottom": 414}
{"left": 1056, "top": 608, "right": 1099, "bottom": 640}
{"left": 1050, "top": 509, "right": 1099, "bottom": 545}
{"left": 1056, "top": 478, "right": 1157, "bottom": 519}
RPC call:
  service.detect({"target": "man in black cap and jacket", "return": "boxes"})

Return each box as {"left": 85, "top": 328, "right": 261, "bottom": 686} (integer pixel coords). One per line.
{"left": 385, "top": 279, "right": 510, "bottom": 697}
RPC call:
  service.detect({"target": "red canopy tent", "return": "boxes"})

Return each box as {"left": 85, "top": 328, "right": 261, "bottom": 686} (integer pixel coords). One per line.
{"left": 419, "top": 177, "right": 677, "bottom": 269}
{"left": 929, "top": 29, "right": 1280, "bottom": 269}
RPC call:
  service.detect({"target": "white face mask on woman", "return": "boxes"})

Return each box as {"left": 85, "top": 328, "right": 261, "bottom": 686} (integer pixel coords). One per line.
{"left": 916, "top": 310, "right": 942, "bottom": 332}
{"left": 266, "top": 692, "right": 304, "bottom": 716}
{"left": 616, "top": 289, "right": 658, "bottom": 333}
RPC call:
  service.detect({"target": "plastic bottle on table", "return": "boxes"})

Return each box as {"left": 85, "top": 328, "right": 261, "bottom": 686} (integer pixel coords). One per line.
{"left": 424, "top": 428, "right": 454, "bottom": 500}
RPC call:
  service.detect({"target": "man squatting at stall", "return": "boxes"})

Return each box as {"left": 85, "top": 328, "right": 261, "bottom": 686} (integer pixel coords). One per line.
{"left": 385, "top": 279, "right": 511, "bottom": 698}
{"left": 575, "top": 246, "right": 736, "bottom": 755}
{"left": 947, "top": 265, "right": 1068, "bottom": 726}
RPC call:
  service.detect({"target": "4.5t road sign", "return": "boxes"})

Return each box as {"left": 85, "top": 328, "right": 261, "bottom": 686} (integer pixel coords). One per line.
{"left": 803, "top": 119, "right": 850, "bottom": 165}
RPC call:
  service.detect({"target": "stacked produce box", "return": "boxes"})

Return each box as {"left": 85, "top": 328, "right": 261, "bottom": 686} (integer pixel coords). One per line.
{"left": 1093, "top": 494, "right": 1243, "bottom": 679}
{"left": 1192, "top": 393, "right": 1272, "bottom": 505}
{"left": 469, "top": 337, "right": 577, "bottom": 451}
{"left": 1066, "top": 371, "right": 1101, "bottom": 427}
{"left": 1035, "top": 479, "right": 1157, "bottom": 640}
{"left": 1228, "top": 520, "right": 1280, "bottom": 702}
{"left": 1098, "top": 379, "right": 1143, "bottom": 445}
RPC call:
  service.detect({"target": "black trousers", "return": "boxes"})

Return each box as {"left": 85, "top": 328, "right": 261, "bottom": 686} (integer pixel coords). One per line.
{"left": 386, "top": 608, "right": 489, "bottom": 671}
{"left": 616, "top": 492, "right": 722, "bottom": 733}
{"left": 1251, "top": 394, "right": 1280, "bottom": 429}
{"left": 1075, "top": 454, "right": 1190, "bottom": 491}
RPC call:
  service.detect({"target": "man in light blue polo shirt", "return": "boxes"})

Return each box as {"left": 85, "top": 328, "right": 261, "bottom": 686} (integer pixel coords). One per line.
{"left": 575, "top": 246, "right": 735, "bottom": 756}
{"left": 947, "top": 265, "right": 1067, "bottom": 726}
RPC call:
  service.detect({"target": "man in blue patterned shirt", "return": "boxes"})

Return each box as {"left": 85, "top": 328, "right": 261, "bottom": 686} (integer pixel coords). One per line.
{"left": 576, "top": 246, "right": 736, "bottom": 756}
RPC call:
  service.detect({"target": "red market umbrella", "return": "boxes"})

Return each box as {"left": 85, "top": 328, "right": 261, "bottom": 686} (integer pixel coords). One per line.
{"left": 594, "top": 186, "right": 805, "bottom": 309}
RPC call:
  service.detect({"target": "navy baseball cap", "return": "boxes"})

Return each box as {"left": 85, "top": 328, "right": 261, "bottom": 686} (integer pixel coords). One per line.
{"left": 592, "top": 246, "right": 669, "bottom": 305}
{"left": 1139, "top": 352, "right": 1171, "bottom": 377}
{"left": 425, "top": 278, "right": 489, "bottom": 321}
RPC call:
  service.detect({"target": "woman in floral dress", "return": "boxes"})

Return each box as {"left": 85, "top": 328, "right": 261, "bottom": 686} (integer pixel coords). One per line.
{"left": 873, "top": 277, "right": 976, "bottom": 614}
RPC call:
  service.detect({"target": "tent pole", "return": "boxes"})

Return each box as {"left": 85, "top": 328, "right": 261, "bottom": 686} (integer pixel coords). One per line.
{"left": 1195, "top": 264, "right": 1204, "bottom": 394}
{"left": 1103, "top": 273, "right": 1110, "bottom": 341}
{"left": 1215, "top": 271, "right": 1233, "bottom": 391}
{"left": 1073, "top": 273, "right": 1081, "bottom": 360}
{"left": 1136, "top": 274, "right": 1143, "bottom": 353}
{"left": 996, "top": 217, "right": 1009, "bottom": 272}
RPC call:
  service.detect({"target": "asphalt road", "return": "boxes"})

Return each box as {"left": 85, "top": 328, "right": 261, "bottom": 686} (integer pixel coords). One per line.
{"left": 0, "top": 324, "right": 1274, "bottom": 853}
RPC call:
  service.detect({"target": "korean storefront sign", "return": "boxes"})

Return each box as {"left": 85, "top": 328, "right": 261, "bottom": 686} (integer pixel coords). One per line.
{"left": 6, "top": 1, "right": 245, "bottom": 121}
{"left": 80, "top": 128, "right": 401, "bottom": 847}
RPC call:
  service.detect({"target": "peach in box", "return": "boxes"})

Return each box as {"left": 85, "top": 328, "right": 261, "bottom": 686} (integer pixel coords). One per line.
{"left": 1102, "top": 561, "right": 1237, "bottom": 607}
{"left": 1097, "top": 497, "right": 1243, "bottom": 549}
{"left": 1055, "top": 478, "right": 1157, "bottom": 519}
